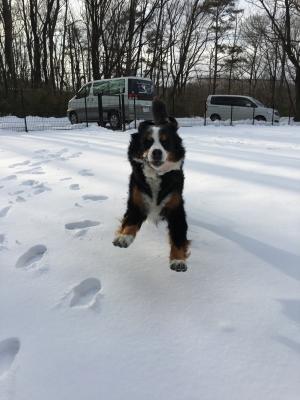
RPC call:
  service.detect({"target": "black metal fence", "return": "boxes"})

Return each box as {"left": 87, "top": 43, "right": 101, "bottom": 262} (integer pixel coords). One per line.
{"left": 0, "top": 89, "right": 297, "bottom": 132}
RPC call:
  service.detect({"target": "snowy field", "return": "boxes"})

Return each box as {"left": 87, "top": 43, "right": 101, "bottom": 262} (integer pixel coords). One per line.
{"left": 0, "top": 123, "right": 300, "bottom": 400}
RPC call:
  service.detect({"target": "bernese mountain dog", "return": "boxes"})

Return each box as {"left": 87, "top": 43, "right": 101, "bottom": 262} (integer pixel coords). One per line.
{"left": 113, "top": 98, "right": 190, "bottom": 272}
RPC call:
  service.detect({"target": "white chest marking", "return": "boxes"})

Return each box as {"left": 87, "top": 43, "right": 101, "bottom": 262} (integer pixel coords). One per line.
{"left": 142, "top": 163, "right": 171, "bottom": 224}
{"left": 147, "top": 127, "right": 167, "bottom": 164}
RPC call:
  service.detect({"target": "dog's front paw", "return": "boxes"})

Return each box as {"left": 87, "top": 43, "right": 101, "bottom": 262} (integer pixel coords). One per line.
{"left": 113, "top": 234, "right": 135, "bottom": 248}
{"left": 170, "top": 260, "right": 188, "bottom": 272}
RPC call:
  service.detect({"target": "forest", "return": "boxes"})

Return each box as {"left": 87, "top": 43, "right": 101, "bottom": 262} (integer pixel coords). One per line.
{"left": 0, "top": 0, "right": 299, "bottom": 119}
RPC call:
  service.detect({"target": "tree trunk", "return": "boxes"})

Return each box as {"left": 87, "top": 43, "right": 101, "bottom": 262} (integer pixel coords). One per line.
{"left": 2, "top": 0, "right": 16, "bottom": 85}
{"left": 295, "top": 67, "right": 300, "bottom": 121}
{"left": 29, "top": 0, "right": 42, "bottom": 87}
{"left": 212, "top": 6, "right": 219, "bottom": 94}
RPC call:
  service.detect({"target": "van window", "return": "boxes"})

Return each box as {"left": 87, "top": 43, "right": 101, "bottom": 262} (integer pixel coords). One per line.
{"left": 211, "top": 96, "right": 256, "bottom": 107}
{"left": 232, "top": 97, "right": 255, "bottom": 107}
{"left": 128, "top": 79, "right": 153, "bottom": 100}
{"left": 211, "top": 96, "right": 233, "bottom": 105}
{"left": 76, "top": 83, "right": 91, "bottom": 99}
{"left": 110, "top": 79, "right": 125, "bottom": 95}
{"left": 93, "top": 81, "right": 110, "bottom": 96}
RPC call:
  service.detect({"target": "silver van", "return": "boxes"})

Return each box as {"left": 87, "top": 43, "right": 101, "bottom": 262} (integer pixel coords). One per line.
{"left": 207, "top": 95, "right": 280, "bottom": 123}
{"left": 67, "top": 77, "right": 153, "bottom": 129}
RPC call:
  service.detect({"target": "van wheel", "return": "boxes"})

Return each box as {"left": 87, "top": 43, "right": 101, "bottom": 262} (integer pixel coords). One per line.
{"left": 109, "top": 112, "right": 121, "bottom": 130}
{"left": 210, "top": 114, "right": 221, "bottom": 121}
{"left": 255, "top": 115, "right": 266, "bottom": 122}
{"left": 70, "top": 112, "right": 78, "bottom": 125}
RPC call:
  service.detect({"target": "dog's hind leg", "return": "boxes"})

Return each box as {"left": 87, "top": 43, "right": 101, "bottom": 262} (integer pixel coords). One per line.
{"left": 165, "top": 199, "right": 190, "bottom": 272}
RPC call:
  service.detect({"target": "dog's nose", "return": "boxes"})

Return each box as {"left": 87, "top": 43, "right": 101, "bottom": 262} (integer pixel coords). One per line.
{"left": 152, "top": 149, "right": 162, "bottom": 160}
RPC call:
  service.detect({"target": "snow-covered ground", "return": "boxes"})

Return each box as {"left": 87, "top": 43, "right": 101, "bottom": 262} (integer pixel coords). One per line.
{"left": 0, "top": 123, "right": 300, "bottom": 400}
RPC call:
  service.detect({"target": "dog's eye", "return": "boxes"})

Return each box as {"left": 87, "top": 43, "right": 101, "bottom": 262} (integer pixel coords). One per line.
{"left": 144, "top": 138, "right": 153, "bottom": 148}
{"left": 160, "top": 133, "right": 168, "bottom": 142}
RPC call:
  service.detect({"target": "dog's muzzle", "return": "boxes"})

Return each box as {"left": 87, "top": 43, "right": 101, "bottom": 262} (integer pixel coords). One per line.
{"left": 150, "top": 149, "right": 163, "bottom": 167}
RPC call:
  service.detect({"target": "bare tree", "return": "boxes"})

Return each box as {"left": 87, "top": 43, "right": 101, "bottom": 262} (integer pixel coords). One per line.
{"left": 251, "top": 0, "right": 300, "bottom": 120}
{"left": 0, "top": 0, "right": 16, "bottom": 87}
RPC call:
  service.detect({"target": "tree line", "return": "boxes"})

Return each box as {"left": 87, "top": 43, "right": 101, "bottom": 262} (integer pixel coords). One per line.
{"left": 0, "top": 0, "right": 299, "bottom": 119}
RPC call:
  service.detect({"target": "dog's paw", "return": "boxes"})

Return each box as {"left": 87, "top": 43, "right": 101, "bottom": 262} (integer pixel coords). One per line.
{"left": 113, "top": 234, "right": 135, "bottom": 248}
{"left": 170, "top": 260, "right": 188, "bottom": 272}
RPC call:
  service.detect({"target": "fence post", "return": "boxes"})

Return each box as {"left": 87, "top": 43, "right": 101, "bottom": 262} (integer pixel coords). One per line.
{"left": 98, "top": 93, "right": 103, "bottom": 126}
{"left": 84, "top": 96, "right": 88, "bottom": 127}
{"left": 288, "top": 105, "right": 291, "bottom": 125}
{"left": 20, "top": 89, "right": 28, "bottom": 133}
{"left": 121, "top": 93, "right": 125, "bottom": 131}
{"left": 204, "top": 100, "right": 207, "bottom": 126}
{"left": 134, "top": 96, "right": 137, "bottom": 129}
{"left": 230, "top": 105, "right": 233, "bottom": 126}
{"left": 271, "top": 106, "right": 275, "bottom": 126}
{"left": 118, "top": 94, "right": 122, "bottom": 129}
{"left": 252, "top": 106, "right": 255, "bottom": 125}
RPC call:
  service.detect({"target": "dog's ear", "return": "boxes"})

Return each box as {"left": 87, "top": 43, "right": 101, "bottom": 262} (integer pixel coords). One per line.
{"left": 167, "top": 116, "right": 178, "bottom": 130}
{"left": 152, "top": 97, "right": 168, "bottom": 125}
{"left": 128, "top": 132, "right": 142, "bottom": 162}
{"left": 138, "top": 120, "right": 154, "bottom": 134}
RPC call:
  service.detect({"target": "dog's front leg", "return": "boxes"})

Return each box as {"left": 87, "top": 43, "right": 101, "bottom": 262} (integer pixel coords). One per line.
{"left": 165, "top": 198, "right": 190, "bottom": 271}
{"left": 113, "top": 186, "right": 146, "bottom": 248}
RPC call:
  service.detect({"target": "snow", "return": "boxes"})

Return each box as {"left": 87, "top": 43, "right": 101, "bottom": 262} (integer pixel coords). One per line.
{"left": 0, "top": 123, "right": 300, "bottom": 400}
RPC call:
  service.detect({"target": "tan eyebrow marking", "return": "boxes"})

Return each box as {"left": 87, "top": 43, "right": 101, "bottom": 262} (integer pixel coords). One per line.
{"left": 160, "top": 132, "right": 168, "bottom": 141}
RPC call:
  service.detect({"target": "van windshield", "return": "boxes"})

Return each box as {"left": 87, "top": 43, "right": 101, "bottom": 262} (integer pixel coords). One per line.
{"left": 128, "top": 79, "right": 153, "bottom": 100}
{"left": 254, "top": 99, "right": 266, "bottom": 107}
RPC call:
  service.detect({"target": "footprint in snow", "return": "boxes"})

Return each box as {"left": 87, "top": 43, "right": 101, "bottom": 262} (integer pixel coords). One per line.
{"left": 16, "top": 196, "right": 26, "bottom": 203}
{"left": 30, "top": 159, "right": 51, "bottom": 167}
{"left": 0, "top": 234, "right": 6, "bottom": 251}
{"left": 65, "top": 220, "right": 100, "bottom": 230}
{"left": 70, "top": 184, "right": 80, "bottom": 190}
{"left": 69, "top": 278, "right": 101, "bottom": 308}
{"left": 0, "top": 337, "right": 21, "bottom": 377}
{"left": 0, "top": 206, "right": 11, "bottom": 218}
{"left": 1, "top": 175, "right": 17, "bottom": 181}
{"left": 33, "top": 149, "right": 48, "bottom": 156}
{"left": 15, "top": 244, "right": 47, "bottom": 269}
{"left": 69, "top": 152, "right": 82, "bottom": 159}
{"left": 0, "top": 234, "right": 5, "bottom": 244}
{"left": 9, "top": 160, "right": 30, "bottom": 168}
{"left": 82, "top": 194, "right": 108, "bottom": 201}
{"left": 74, "top": 229, "right": 88, "bottom": 238}
{"left": 78, "top": 169, "right": 94, "bottom": 176}
{"left": 11, "top": 190, "right": 24, "bottom": 195}
{"left": 33, "top": 183, "right": 51, "bottom": 195}
{"left": 21, "top": 179, "right": 39, "bottom": 186}
{"left": 18, "top": 167, "right": 45, "bottom": 175}
{"left": 60, "top": 177, "right": 72, "bottom": 181}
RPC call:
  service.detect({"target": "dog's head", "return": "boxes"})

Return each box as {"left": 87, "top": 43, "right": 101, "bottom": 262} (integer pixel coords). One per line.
{"left": 129, "top": 99, "right": 185, "bottom": 173}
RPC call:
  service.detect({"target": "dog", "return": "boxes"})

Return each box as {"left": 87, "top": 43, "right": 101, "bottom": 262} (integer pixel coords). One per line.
{"left": 113, "top": 98, "right": 190, "bottom": 272}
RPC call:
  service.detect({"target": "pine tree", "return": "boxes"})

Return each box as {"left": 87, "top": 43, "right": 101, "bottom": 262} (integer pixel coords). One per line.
{"left": 204, "top": 0, "right": 243, "bottom": 94}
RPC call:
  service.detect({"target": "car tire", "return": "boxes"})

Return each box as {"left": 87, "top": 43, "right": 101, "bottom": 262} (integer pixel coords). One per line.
{"left": 254, "top": 115, "right": 266, "bottom": 122}
{"left": 109, "top": 112, "right": 121, "bottom": 130}
{"left": 70, "top": 112, "right": 79, "bottom": 125}
{"left": 210, "top": 114, "right": 221, "bottom": 121}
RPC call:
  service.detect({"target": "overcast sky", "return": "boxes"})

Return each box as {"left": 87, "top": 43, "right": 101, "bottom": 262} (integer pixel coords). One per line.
{"left": 70, "top": 0, "right": 252, "bottom": 13}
